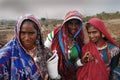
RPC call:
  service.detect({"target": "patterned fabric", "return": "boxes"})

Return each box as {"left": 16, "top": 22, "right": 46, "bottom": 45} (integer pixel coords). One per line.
{"left": 50, "top": 10, "right": 84, "bottom": 80}
{"left": 76, "top": 18, "right": 120, "bottom": 80}
{"left": 112, "top": 66, "right": 120, "bottom": 80}
{"left": 110, "top": 53, "right": 120, "bottom": 80}
{"left": 0, "top": 14, "right": 43, "bottom": 80}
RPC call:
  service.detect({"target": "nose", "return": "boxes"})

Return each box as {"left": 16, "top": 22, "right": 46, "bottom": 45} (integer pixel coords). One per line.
{"left": 72, "top": 23, "right": 77, "bottom": 27}
{"left": 89, "top": 33, "right": 94, "bottom": 38}
{"left": 24, "top": 34, "right": 30, "bottom": 40}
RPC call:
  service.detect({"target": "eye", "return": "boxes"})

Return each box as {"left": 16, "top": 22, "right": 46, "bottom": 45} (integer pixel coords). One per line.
{"left": 29, "top": 31, "right": 36, "bottom": 35}
{"left": 20, "top": 31, "right": 26, "bottom": 35}
{"left": 88, "top": 32, "right": 91, "bottom": 34}
{"left": 93, "top": 31, "right": 97, "bottom": 34}
{"left": 68, "top": 22, "right": 73, "bottom": 25}
{"left": 75, "top": 22, "right": 80, "bottom": 26}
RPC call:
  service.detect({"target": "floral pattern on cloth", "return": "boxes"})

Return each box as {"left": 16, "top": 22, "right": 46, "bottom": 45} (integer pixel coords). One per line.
{"left": 0, "top": 14, "right": 42, "bottom": 80}
{"left": 0, "top": 38, "right": 42, "bottom": 80}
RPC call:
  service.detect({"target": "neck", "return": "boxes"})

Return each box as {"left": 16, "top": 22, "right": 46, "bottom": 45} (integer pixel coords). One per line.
{"left": 95, "top": 39, "right": 106, "bottom": 47}
{"left": 25, "top": 45, "right": 36, "bottom": 52}
{"left": 27, "top": 46, "right": 37, "bottom": 58}
{"left": 96, "top": 40, "right": 108, "bottom": 50}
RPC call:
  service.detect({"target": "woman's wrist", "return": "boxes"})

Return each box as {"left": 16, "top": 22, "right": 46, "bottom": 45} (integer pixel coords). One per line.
{"left": 50, "top": 74, "right": 61, "bottom": 80}
{"left": 75, "top": 59, "right": 84, "bottom": 67}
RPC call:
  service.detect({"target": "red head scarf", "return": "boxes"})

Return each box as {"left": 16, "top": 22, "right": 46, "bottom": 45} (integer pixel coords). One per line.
{"left": 77, "top": 18, "right": 119, "bottom": 80}
{"left": 51, "top": 10, "right": 84, "bottom": 80}
{"left": 87, "top": 18, "right": 118, "bottom": 47}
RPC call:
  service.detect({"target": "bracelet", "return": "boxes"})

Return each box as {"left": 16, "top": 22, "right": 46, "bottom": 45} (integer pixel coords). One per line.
{"left": 50, "top": 74, "right": 61, "bottom": 80}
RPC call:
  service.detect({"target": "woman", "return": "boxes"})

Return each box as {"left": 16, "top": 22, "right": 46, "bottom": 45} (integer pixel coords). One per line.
{"left": 76, "top": 18, "right": 120, "bottom": 80}
{"left": 0, "top": 14, "right": 51, "bottom": 80}
{"left": 44, "top": 10, "right": 84, "bottom": 80}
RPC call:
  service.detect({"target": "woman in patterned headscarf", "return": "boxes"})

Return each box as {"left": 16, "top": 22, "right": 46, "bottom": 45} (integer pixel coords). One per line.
{"left": 44, "top": 10, "right": 85, "bottom": 80}
{"left": 0, "top": 14, "right": 51, "bottom": 80}
{"left": 76, "top": 18, "right": 120, "bottom": 80}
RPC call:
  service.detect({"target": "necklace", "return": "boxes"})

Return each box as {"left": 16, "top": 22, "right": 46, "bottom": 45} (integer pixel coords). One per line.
{"left": 98, "top": 43, "right": 111, "bottom": 65}
{"left": 68, "top": 37, "right": 74, "bottom": 48}
{"left": 97, "top": 41, "right": 107, "bottom": 50}
{"left": 27, "top": 47, "right": 37, "bottom": 58}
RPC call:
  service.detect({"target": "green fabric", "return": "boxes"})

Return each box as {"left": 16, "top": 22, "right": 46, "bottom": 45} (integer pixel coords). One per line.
{"left": 69, "top": 46, "right": 79, "bottom": 63}
{"left": 48, "top": 32, "right": 53, "bottom": 41}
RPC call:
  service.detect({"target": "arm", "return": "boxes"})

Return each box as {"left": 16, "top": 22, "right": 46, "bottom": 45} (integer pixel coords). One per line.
{"left": 109, "top": 47, "right": 120, "bottom": 80}
{"left": 0, "top": 52, "right": 10, "bottom": 79}
{"left": 44, "top": 31, "right": 54, "bottom": 49}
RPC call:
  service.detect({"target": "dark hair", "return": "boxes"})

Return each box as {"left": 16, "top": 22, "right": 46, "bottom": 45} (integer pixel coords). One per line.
{"left": 66, "top": 19, "right": 82, "bottom": 25}
{"left": 85, "top": 23, "right": 93, "bottom": 30}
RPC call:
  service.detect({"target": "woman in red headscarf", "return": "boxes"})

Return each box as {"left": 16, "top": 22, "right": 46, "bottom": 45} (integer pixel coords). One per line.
{"left": 76, "top": 18, "right": 120, "bottom": 80}
{"left": 44, "top": 10, "right": 85, "bottom": 80}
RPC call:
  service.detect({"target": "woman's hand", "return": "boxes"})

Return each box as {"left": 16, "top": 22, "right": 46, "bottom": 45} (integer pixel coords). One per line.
{"left": 81, "top": 52, "right": 94, "bottom": 64}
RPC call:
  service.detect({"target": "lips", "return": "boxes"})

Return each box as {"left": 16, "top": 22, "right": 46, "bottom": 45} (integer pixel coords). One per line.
{"left": 91, "top": 38, "right": 96, "bottom": 42}
{"left": 22, "top": 41, "right": 31, "bottom": 45}
{"left": 71, "top": 29, "right": 77, "bottom": 34}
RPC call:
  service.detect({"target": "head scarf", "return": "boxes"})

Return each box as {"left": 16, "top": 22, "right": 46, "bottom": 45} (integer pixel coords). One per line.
{"left": 77, "top": 18, "right": 119, "bottom": 80}
{"left": 16, "top": 14, "right": 49, "bottom": 79}
{"left": 51, "top": 10, "right": 84, "bottom": 79}
{"left": 87, "top": 18, "right": 118, "bottom": 47}
{"left": 52, "top": 10, "right": 84, "bottom": 59}
{"left": 0, "top": 14, "right": 47, "bottom": 80}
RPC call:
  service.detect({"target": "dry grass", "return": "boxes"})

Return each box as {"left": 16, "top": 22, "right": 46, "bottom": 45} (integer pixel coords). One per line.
{"left": 0, "top": 19, "right": 120, "bottom": 48}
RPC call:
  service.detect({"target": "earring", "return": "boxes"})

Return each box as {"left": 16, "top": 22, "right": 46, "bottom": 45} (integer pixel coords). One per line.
{"left": 102, "top": 34, "right": 105, "bottom": 38}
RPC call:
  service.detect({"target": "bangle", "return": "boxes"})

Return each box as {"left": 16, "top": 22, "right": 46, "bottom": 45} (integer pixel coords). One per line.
{"left": 76, "top": 59, "right": 83, "bottom": 66}
{"left": 51, "top": 74, "right": 61, "bottom": 80}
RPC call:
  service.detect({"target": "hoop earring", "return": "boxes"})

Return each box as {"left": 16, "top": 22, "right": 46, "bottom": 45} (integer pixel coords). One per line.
{"left": 102, "top": 34, "right": 105, "bottom": 38}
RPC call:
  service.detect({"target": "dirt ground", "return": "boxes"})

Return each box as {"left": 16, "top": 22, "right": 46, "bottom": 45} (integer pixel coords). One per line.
{"left": 0, "top": 19, "right": 120, "bottom": 48}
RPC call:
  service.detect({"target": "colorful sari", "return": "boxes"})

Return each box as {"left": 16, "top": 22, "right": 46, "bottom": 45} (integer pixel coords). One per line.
{"left": 0, "top": 14, "right": 45, "bottom": 80}
{"left": 111, "top": 66, "right": 120, "bottom": 80}
{"left": 110, "top": 53, "right": 120, "bottom": 80}
{"left": 76, "top": 18, "right": 120, "bottom": 80}
{"left": 50, "top": 10, "right": 84, "bottom": 80}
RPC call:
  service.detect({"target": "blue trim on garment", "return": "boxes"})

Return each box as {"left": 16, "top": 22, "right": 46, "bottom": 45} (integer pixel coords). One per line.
{"left": 58, "top": 29, "right": 73, "bottom": 66}
{"left": 58, "top": 24, "right": 82, "bottom": 66}
{"left": 73, "top": 25, "right": 82, "bottom": 57}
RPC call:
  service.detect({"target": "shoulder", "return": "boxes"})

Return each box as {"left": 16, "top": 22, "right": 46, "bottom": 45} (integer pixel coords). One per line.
{"left": 108, "top": 42, "right": 120, "bottom": 57}
{"left": 44, "top": 31, "right": 54, "bottom": 49}
{"left": 47, "top": 31, "right": 54, "bottom": 42}
{"left": 0, "top": 46, "right": 11, "bottom": 60}
{"left": 108, "top": 42, "right": 120, "bottom": 52}
{"left": 107, "top": 43, "right": 118, "bottom": 49}
{"left": 44, "top": 26, "right": 61, "bottom": 48}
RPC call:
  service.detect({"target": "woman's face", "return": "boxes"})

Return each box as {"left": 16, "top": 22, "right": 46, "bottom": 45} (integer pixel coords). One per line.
{"left": 87, "top": 26, "right": 103, "bottom": 44}
{"left": 20, "top": 22, "right": 37, "bottom": 50}
{"left": 67, "top": 19, "right": 81, "bottom": 35}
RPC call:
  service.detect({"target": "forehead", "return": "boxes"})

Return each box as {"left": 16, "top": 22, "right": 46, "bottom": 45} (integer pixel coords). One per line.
{"left": 68, "top": 19, "right": 80, "bottom": 22}
{"left": 21, "top": 22, "right": 36, "bottom": 31}
{"left": 87, "top": 26, "right": 99, "bottom": 31}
